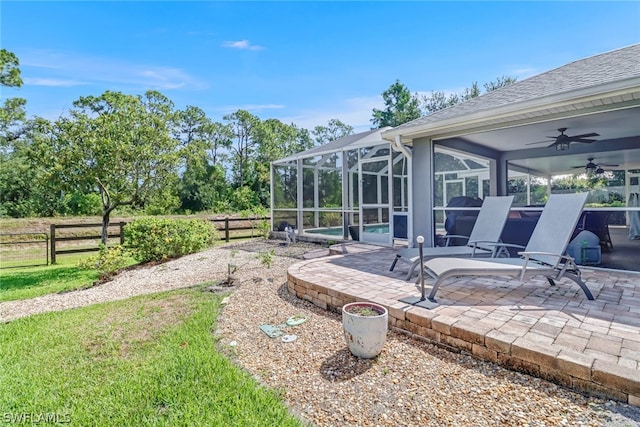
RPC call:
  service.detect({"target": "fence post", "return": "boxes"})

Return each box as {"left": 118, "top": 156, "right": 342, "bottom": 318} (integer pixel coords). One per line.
{"left": 45, "top": 233, "right": 49, "bottom": 265}
{"left": 50, "top": 224, "right": 56, "bottom": 264}
{"left": 225, "top": 218, "right": 230, "bottom": 243}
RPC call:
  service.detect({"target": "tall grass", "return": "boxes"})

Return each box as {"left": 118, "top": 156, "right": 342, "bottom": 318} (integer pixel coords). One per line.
{"left": 0, "top": 288, "right": 305, "bottom": 426}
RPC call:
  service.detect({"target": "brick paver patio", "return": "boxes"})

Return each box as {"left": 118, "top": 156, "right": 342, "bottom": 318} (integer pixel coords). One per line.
{"left": 287, "top": 243, "right": 640, "bottom": 406}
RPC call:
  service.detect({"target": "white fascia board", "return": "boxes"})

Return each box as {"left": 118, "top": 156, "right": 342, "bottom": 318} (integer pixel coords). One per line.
{"left": 381, "top": 77, "right": 640, "bottom": 143}
{"left": 276, "top": 140, "right": 391, "bottom": 164}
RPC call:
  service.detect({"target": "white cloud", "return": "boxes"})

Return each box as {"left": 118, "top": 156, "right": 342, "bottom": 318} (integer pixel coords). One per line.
{"left": 23, "top": 77, "right": 86, "bottom": 87}
{"left": 221, "top": 40, "right": 263, "bottom": 51}
{"left": 19, "top": 49, "right": 206, "bottom": 91}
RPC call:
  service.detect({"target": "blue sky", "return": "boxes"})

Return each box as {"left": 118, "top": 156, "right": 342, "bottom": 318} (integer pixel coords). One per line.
{"left": 2, "top": 1, "right": 639, "bottom": 132}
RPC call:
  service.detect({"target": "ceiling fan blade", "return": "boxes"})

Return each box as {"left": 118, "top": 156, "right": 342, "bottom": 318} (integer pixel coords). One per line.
{"left": 525, "top": 140, "right": 553, "bottom": 146}
{"left": 569, "top": 138, "right": 597, "bottom": 143}
{"left": 600, "top": 163, "right": 619, "bottom": 167}
{"left": 569, "top": 132, "right": 599, "bottom": 139}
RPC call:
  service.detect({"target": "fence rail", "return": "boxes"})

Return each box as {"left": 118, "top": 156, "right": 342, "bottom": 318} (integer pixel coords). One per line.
{"left": 0, "top": 233, "right": 49, "bottom": 269}
{"left": 1, "top": 217, "right": 271, "bottom": 269}
{"left": 50, "top": 222, "right": 125, "bottom": 264}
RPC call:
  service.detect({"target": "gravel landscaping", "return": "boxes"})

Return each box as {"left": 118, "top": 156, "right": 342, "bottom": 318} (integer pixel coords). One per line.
{"left": 2, "top": 239, "right": 639, "bottom": 426}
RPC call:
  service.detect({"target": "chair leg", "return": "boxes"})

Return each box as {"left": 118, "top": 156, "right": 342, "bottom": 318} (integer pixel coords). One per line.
{"left": 390, "top": 255, "right": 400, "bottom": 271}
{"left": 565, "top": 272, "right": 595, "bottom": 300}
{"left": 405, "top": 261, "right": 418, "bottom": 281}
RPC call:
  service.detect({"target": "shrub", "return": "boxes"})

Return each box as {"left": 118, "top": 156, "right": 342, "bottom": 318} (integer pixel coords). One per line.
{"left": 78, "top": 244, "right": 131, "bottom": 278}
{"left": 124, "top": 217, "right": 217, "bottom": 263}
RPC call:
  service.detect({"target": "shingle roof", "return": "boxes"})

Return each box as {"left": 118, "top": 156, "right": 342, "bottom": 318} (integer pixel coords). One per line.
{"left": 392, "top": 44, "right": 640, "bottom": 132}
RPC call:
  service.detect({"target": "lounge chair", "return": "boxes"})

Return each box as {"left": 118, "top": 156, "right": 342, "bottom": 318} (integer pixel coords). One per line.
{"left": 390, "top": 196, "right": 514, "bottom": 280}
{"left": 423, "top": 192, "right": 595, "bottom": 302}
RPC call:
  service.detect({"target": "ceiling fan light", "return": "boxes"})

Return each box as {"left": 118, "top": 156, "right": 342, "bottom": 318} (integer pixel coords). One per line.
{"left": 556, "top": 141, "right": 570, "bottom": 151}
{"left": 596, "top": 167, "right": 605, "bottom": 175}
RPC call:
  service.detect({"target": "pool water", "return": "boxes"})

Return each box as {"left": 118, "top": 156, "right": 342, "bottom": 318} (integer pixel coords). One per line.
{"left": 307, "top": 224, "right": 389, "bottom": 236}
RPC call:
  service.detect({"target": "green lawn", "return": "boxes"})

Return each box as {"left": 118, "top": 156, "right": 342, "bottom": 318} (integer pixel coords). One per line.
{"left": 0, "top": 258, "right": 102, "bottom": 302}
{"left": 0, "top": 287, "right": 305, "bottom": 426}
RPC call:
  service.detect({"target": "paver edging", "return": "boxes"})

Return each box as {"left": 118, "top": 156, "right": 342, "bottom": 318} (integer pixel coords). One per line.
{"left": 286, "top": 259, "right": 639, "bottom": 407}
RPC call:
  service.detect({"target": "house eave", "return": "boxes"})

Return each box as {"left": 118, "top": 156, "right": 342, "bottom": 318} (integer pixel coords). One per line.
{"left": 382, "top": 76, "right": 640, "bottom": 144}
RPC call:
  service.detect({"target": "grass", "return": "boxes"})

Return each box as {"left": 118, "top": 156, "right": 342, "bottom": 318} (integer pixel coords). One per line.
{"left": 0, "top": 239, "right": 251, "bottom": 302}
{"left": 0, "top": 257, "right": 104, "bottom": 302}
{"left": 0, "top": 287, "right": 305, "bottom": 426}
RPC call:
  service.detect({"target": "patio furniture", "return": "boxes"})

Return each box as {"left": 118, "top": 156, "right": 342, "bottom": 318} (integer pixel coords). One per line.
{"left": 453, "top": 215, "right": 540, "bottom": 257}
{"left": 389, "top": 196, "right": 514, "bottom": 280}
{"left": 583, "top": 211, "right": 613, "bottom": 250}
{"left": 566, "top": 230, "right": 601, "bottom": 265}
{"left": 443, "top": 196, "right": 484, "bottom": 245}
{"left": 422, "top": 192, "right": 595, "bottom": 302}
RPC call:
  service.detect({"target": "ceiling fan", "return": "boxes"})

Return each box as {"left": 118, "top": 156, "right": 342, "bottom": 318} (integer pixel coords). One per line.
{"left": 572, "top": 157, "right": 618, "bottom": 175}
{"left": 526, "top": 127, "right": 599, "bottom": 151}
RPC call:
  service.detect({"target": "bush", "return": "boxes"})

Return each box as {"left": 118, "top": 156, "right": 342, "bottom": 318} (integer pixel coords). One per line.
{"left": 124, "top": 217, "right": 217, "bottom": 263}
{"left": 78, "top": 244, "right": 131, "bottom": 279}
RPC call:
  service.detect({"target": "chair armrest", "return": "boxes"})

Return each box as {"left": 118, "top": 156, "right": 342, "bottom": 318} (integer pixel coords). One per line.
{"left": 517, "top": 251, "right": 578, "bottom": 280}
{"left": 467, "top": 240, "right": 502, "bottom": 256}
{"left": 485, "top": 242, "right": 524, "bottom": 258}
{"left": 518, "top": 251, "right": 566, "bottom": 263}
{"left": 490, "top": 243, "right": 525, "bottom": 250}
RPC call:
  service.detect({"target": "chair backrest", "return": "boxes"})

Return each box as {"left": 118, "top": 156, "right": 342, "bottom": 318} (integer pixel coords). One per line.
{"left": 467, "top": 196, "right": 515, "bottom": 245}
{"left": 525, "top": 192, "right": 589, "bottom": 265}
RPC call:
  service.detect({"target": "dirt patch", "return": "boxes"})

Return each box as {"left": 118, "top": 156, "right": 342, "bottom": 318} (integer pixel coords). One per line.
{"left": 83, "top": 293, "right": 196, "bottom": 359}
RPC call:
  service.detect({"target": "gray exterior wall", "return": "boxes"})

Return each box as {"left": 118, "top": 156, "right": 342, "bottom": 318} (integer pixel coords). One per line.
{"left": 411, "top": 137, "right": 435, "bottom": 247}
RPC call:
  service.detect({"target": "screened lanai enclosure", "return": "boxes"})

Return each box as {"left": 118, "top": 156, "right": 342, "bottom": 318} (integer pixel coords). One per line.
{"left": 272, "top": 126, "right": 637, "bottom": 252}
{"left": 271, "top": 129, "right": 541, "bottom": 246}
{"left": 270, "top": 128, "right": 411, "bottom": 245}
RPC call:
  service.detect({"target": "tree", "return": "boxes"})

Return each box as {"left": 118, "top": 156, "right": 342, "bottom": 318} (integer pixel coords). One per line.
{"left": 0, "top": 49, "right": 22, "bottom": 87}
{"left": 251, "top": 119, "right": 313, "bottom": 206}
{"left": 0, "top": 49, "right": 26, "bottom": 149}
{"left": 0, "top": 50, "right": 33, "bottom": 217}
{"left": 421, "top": 91, "right": 460, "bottom": 115}
{"left": 204, "top": 121, "right": 233, "bottom": 166}
{"left": 312, "top": 118, "right": 354, "bottom": 145}
{"left": 371, "top": 80, "right": 421, "bottom": 128}
{"left": 421, "top": 76, "right": 517, "bottom": 115}
{"left": 31, "top": 90, "right": 181, "bottom": 243}
{"left": 484, "top": 75, "right": 518, "bottom": 92}
{"left": 224, "top": 109, "right": 259, "bottom": 188}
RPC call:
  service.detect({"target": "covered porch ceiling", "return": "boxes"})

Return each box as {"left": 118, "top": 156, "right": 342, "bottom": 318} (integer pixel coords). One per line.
{"left": 437, "top": 106, "right": 640, "bottom": 177}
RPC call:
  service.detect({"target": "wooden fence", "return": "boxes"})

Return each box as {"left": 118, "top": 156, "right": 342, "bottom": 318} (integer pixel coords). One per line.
{"left": 50, "top": 222, "right": 126, "bottom": 264}
{"left": 47, "top": 217, "right": 270, "bottom": 264}
{"left": 0, "top": 233, "right": 49, "bottom": 269}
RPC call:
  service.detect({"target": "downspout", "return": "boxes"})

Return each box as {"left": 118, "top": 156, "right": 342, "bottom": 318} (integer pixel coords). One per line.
{"left": 391, "top": 135, "right": 412, "bottom": 159}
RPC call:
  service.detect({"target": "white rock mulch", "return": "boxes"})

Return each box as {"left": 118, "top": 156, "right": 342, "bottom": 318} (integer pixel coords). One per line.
{"left": 2, "top": 239, "right": 639, "bottom": 426}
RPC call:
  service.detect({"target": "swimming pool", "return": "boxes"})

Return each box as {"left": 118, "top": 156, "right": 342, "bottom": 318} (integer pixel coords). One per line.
{"left": 307, "top": 224, "right": 389, "bottom": 236}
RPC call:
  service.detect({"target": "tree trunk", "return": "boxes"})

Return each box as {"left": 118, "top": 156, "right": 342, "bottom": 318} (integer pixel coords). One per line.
{"left": 101, "top": 208, "right": 112, "bottom": 245}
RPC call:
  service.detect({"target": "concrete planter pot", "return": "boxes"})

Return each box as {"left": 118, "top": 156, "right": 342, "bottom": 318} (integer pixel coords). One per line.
{"left": 342, "top": 302, "right": 388, "bottom": 359}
